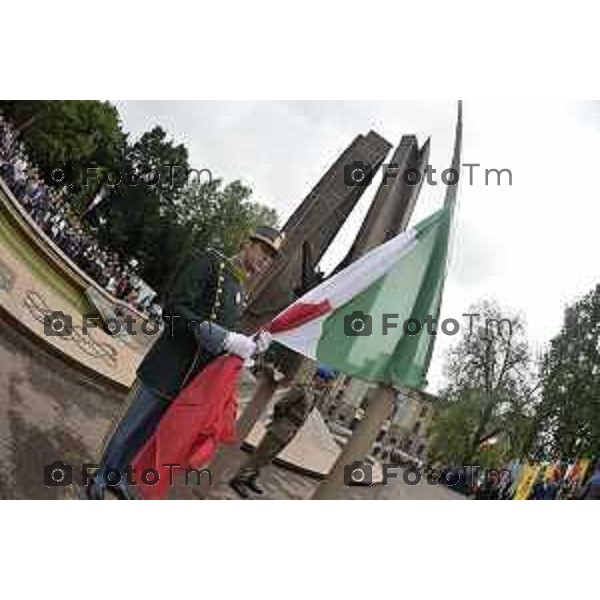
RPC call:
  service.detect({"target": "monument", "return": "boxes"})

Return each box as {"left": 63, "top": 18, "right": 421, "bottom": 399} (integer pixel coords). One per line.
{"left": 243, "top": 130, "right": 392, "bottom": 333}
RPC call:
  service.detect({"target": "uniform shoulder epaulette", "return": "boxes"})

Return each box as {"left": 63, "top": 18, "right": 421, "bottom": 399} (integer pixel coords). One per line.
{"left": 206, "top": 247, "right": 226, "bottom": 262}
{"left": 207, "top": 247, "right": 245, "bottom": 283}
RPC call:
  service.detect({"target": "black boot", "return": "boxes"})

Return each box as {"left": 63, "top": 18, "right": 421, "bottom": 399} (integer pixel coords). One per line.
{"left": 229, "top": 471, "right": 264, "bottom": 498}
{"left": 244, "top": 473, "right": 264, "bottom": 495}
{"left": 229, "top": 476, "right": 252, "bottom": 499}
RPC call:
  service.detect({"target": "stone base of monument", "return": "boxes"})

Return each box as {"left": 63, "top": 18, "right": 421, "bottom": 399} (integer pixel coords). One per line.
{"left": 243, "top": 407, "right": 384, "bottom": 485}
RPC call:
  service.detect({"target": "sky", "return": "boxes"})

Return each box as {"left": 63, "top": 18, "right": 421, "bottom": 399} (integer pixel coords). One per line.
{"left": 114, "top": 101, "right": 600, "bottom": 393}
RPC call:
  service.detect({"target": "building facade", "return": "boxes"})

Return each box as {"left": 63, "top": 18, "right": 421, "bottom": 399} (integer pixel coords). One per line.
{"left": 317, "top": 376, "right": 438, "bottom": 464}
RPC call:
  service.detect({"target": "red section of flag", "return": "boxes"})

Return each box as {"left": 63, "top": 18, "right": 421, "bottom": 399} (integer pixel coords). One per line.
{"left": 132, "top": 355, "right": 242, "bottom": 500}
{"left": 268, "top": 299, "right": 331, "bottom": 332}
{"left": 131, "top": 299, "right": 331, "bottom": 499}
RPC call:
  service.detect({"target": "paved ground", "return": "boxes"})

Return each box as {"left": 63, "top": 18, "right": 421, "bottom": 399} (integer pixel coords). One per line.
{"left": 0, "top": 184, "right": 144, "bottom": 388}
{"left": 0, "top": 308, "right": 130, "bottom": 499}
{"left": 203, "top": 457, "right": 465, "bottom": 500}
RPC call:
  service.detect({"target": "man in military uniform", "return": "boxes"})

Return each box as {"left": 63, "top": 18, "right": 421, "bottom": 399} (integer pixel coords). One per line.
{"left": 229, "top": 365, "right": 335, "bottom": 498}
{"left": 86, "top": 226, "right": 282, "bottom": 500}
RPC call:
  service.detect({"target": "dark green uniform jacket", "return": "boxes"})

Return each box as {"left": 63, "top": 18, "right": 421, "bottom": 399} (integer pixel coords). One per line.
{"left": 137, "top": 249, "right": 245, "bottom": 400}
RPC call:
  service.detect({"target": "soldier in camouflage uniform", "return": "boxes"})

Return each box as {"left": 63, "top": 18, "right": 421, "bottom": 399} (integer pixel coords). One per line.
{"left": 229, "top": 365, "right": 335, "bottom": 498}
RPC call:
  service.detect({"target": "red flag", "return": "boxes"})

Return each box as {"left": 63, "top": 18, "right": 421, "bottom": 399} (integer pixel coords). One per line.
{"left": 132, "top": 355, "right": 242, "bottom": 500}
{"left": 131, "top": 304, "right": 326, "bottom": 499}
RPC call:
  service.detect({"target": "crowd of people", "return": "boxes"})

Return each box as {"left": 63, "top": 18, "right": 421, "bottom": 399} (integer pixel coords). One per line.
{"left": 0, "top": 114, "right": 160, "bottom": 320}
{"left": 433, "top": 459, "right": 600, "bottom": 500}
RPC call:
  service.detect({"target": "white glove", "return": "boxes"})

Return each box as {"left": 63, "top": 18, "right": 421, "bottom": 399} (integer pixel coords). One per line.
{"left": 224, "top": 331, "right": 256, "bottom": 360}
{"left": 254, "top": 330, "right": 272, "bottom": 354}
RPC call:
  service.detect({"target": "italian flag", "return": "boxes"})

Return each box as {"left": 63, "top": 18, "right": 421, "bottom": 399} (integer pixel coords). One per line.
{"left": 269, "top": 203, "right": 455, "bottom": 390}
{"left": 270, "top": 104, "right": 462, "bottom": 390}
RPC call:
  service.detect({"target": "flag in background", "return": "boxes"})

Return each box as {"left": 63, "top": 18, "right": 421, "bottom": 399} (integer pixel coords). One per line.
{"left": 514, "top": 464, "right": 542, "bottom": 500}
{"left": 83, "top": 186, "right": 108, "bottom": 215}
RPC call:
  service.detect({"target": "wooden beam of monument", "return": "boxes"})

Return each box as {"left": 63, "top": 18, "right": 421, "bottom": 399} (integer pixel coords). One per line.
{"left": 242, "top": 130, "right": 392, "bottom": 333}
{"left": 338, "top": 134, "right": 430, "bottom": 269}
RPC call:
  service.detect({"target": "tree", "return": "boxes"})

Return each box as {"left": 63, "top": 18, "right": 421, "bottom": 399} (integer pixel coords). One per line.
{"left": 0, "top": 100, "right": 125, "bottom": 207}
{"left": 536, "top": 284, "right": 600, "bottom": 460}
{"left": 427, "top": 390, "right": 482, "bottom": 466}
{"left": 1, "top": 101, "right": 280, "bottom": 294}
{"left": 96, "top": 130, "right": 279, "bottom": 292}
{"left": 428, "top": 300, "right": 540, "bottom": 466}
{"left": 96, "top": 126, "right": 191, "bottom": 289}
{"left": 169, "top": 179, "right": 278, "bottom": 279}
{"left": 181, "top": 179, "right": 278, "bottom": 254}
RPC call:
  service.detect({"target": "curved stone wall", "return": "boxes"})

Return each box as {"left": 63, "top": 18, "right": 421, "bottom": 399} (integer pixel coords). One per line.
{"left": 0, "top": 178, "right": 145, "bottom": 388}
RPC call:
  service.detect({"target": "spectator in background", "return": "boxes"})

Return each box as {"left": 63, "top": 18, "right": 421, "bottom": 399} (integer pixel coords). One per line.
{"left": 0, "top": 113, "right": 154, "bottom": 316}
{"left": 577, "top": 460, "right": 600, "bottom": 500}
{"left": 530, "top": 470, "right": 559, "bottom": 500}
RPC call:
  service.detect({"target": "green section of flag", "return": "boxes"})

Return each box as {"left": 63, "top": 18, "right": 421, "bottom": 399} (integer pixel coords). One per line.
{"left": 316, "top": 207, "right": 451, "bottom": 389}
